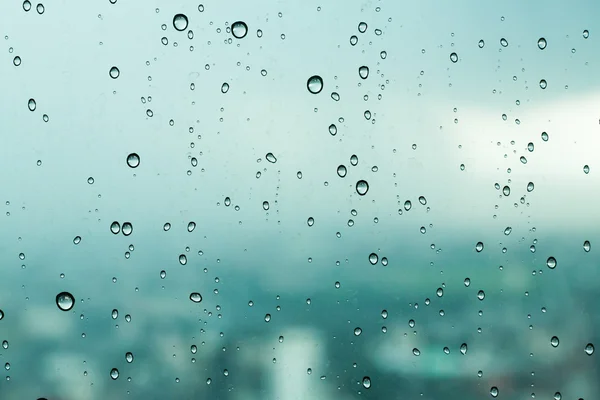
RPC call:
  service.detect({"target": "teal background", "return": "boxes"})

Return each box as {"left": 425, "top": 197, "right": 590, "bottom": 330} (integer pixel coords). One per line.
{"left": 1, "top": 0, "right": 600, "bottom": 399}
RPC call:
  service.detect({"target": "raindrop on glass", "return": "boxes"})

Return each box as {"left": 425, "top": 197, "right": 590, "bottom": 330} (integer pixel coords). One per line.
{"left": 450, "top": 52, "right": 458, "bottom": 63}
{"left": 527, "top": 182, "right": 535, "bottom": 192}
{"left": 356, "top": 180, "right": 369, "bottom": 196}
{"left": 126, "top": 153, "right": 140, "bottom": 168}
{"left": 110, "top": 221, "right": 121, "bottom": 234}
{"left": 490, "top": 387, "right": 499, "bottom": 398}
{"left": 460, "top": 343, "right": 468, "bottom": 355}
{"left": 584, "top": 240, "right": 591, "bottom": 252}
{"left": 73, "top": 236, "right": 81, "bottom": 245}
{"left": 359, "top": 66, "right": 369, "bottom": 79}
{"left": 266, "top": 152, "right": 277, "bottom": 163}
{"left": 125, "top": 352, "right": 134, "bottom": 363}
{"left": 583, "top": 165, "right": 590, "bottom": 174}
{"left": 546, "top": 256, "right": 557, "bottom": 269}
{"left": 328, "top": 124, "right": 337, "bottom": 135}
{"left": 585, "top": 343, "right": 594, "bottom": 355}
{"left": 56, "top": 292, "right": 75, "bottom": 311}
{"left": 187, "top": 222, "right": 196, "bottom": 232}
{"left": 475, "top": 242, "right": 484, "bottom": 252}
{"left": 537, "top": 37, "right": 547, "bottom": 50}
{"left": 539, "top": 79, "right": 547, "bottom": 89}
{"left": 362, "top": 376, "right": 371, "bottom": 389}
{"left": 179, "top": 254, "right": 187, "bottom": 265}
{"left": 190, "top": 292, "right": 202, "bottom": 303}
{"left": 109, "top": 66, "right": 120, "bottom": 79}
{"left": 354, "top": 327, "right": 362, "bottom": 336}
{"left": 173, "top": 14, "right": 189, "bottom": 31}
{"left": 478, "top": 39, "right": 485, "bottom": 48}
{"left": 500, "top": 38, "right": 508, "bottom": 47}
{"left": 28, "top": 98, "right": 36, "bottom": 111}
{"left": 412, "top": 348, "right": 421, "bottom": 356}
{"left": 358, "top": 22, "right": 367, "bottom": 33}
{"left": 369, "top": 253, "right": 378, "bottom": 265}
{"left": 231, "top": 21, "right": 248, "bottom": 39}
{"left": 221, "top": 82, "right": 229, "bottom": 93}
{"left": 110, "top": 368, "right": 119, "bottom": 380}
{"left": 337, "top": 165, "right": 347, "bottom": 177}
{"left": 551, "top": 336, "right": 559, "bottom": 347}
{"left": 350, "top": 154, "right": 358, "bottom": 166}
{"left": 583, "top": 29, "right": 589, "bottom": 39}
{"left": 122, "top": 222, "right": 132, "bottom": 236}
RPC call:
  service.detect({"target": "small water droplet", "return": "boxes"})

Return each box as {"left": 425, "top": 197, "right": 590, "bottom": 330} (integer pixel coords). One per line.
{"left": 412, "top": 348, "right": 421, "bottom": 356}
{"left": 179, "top": 254, "right": 187, "bottom": 265}
{"left": 584, "top": 165, "right": 590, "bottom": 174}
{"left": 307, "top": 217, "right": 314, "bottom": 227}
{"left": 173, "top": 14, "right": 189, "bottom": 31}
{"left": 73, "top": 236, "right": 81, "bottom": 244}
{"left": 125, "top": 352, "right": 134, "bottom": 363}
{"left": 126, "top": 153, "right": 140, "bottom": 168}
{"left": 541, "top": 132, "right": 549, "bottom": 141}
{"left": 337, "top": 165, "right": 347, "bottom": 177}
{"left": 221, "top": 82, "right": 230, "bottom": 93}
{"left": 418, "top": 196, "right": 427, "bottom": 205}
{"left": 187, "top": 221, "right": 196, "bottom": 232}
{"left": 362, "top": 376, "right": 371, "bottom": 389}
{"left": 460, "top": 343, "right": 468, "bottom": 355}
{"left": 121, "top": 222, "right": 133, "bottom": 236}
{"left": 329, "top": 124, "right": 337, "bottom": 135}
{"left": 266, "top": 152, "right": 277, "bottom": 163}
{"left": 369, "top": 253, "right": 378, "bottom": 265}
{"left": 464, "top": 278, "right": 471, "bottom": 287}
{"left": 500, "top": 38, "right": 508, "bottom": 47}
{"left": 450, "top": 52, "right": 458, "bottom": 63}
{"left": 110, "top": 221, "right": 121, "bottom": 234}
{"left": 502, "top": 186, "right": 510, "bottom": 196}
{"left": 583, "top": 29, "right": 589, "bottom": 39}
{"left": 36, "top": 3, "right": 44, "bottom": 14}
{"left": 111, "top": 309, "right": 118, "bottom": 319}
{"left": 23, "top": 1, "right": 31, "bottom": 11}
{"left": 584, "top": 240, "right": 591, "bottom": 252}
{"left": 490, "top": 386, "right": 499, "bottom": 398}
{"left": 354, "top": 327, "right": 362, "bottom": 336}
{"left": 110, "top": 368, "right": 119, "bottom": 380}
{"left": 477, "top": 290, "right": 485, "bottom": 300}
{"left": 231, "top": 21, "right": 248, "bottom": 39}
{"left": 331, "top": 92, "right": 340, "bottom": 101}
{"left": 264, "top": 313, "right": 271, "bottom": 322}
{"left": 585, "top": 343, "right": 594, "bottom": 355}
{"left": 358, "top": 66, "right": 369, "bottom": 79}
{"left": 28, "top": 98, "right": 36, "bottom": 111}
{"left": 358, "top": 22, "right": 367, "bottom": 33}
{"left": 56, "top": 292, "right": 75, "bottom": 311}
{"left": 539, "top": 79, "right": 547, "bottom": 89}
{"left": 307, "top": 75, "right": 323, "bottom": 94}
{"left": 109, "top": 66, "right": 120, "bottom": 79}
{"left": 262, "top": 201, "right": 270, "bottom": 211}
{"left": 163, "top": 222, "right": 171, "bottom": 231}
{"left": 546, "top": 256, "right": 557, "bottom": 269}
{"left": 478, "top": 39, "right": 485, "bottom": 48}
{"left": 190, "top": 292, "right": 202, "bottom": 303}
{"left": 527, "top": 182, "right": 535, "bottom": 192}
{"left": 537, "top": 37, "right": 547, "bottom": 50}
{"left": 476, "top": 242, "right": 484, "bottom": 252}
{"left": 350, "top": 154, "right": 358, "bottom": 166}
{"left": 356, "top": 180, "right": 369, "bottom": 195}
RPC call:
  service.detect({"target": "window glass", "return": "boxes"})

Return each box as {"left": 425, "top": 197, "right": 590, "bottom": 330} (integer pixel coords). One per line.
{"left": 0, "top": 1, "right": 599, "bottom": 399}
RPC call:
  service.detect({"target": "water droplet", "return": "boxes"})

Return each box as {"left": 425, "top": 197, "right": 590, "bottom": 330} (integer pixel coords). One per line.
{"left": 549, "top": 336, "right": 560, "bottom": 347}
{"left": 504, "top": 227, "right": 512, "bottom": 235}
{"left": 584, "top": 165, "right": 590, "bottom": 174}
{"left": 584, "top": 240, "right": 591, "bottom": 252}
{"left": 380, "top": 50, "right": 387, "bottom": 59}
{"left": 356, "top": 180, "right": 369, "bottom": 196}
{"left": 418, "top": 196, "right": 427, "bottom": 205}
{"left": 537, "top": 37, "right": 547, "bottom": 50}
{"left": 349, "top": 35, "right": 358, "bottom": 45}
{"left": 110, "top": 368, "right": 119, "bottom": 380}
{"left": 500, "top": 38, "right": 508, "bottom": 47}
{"left": 109, "top": 66, "right": 120, "bottom": 79}
{"left": 359, "top": 66, "right": 369, "bottom": 79}
{"left": 527, "top": 182, "right": 535, "bottom": 192}
{"left": 476, "top": 242, "right": 484, "bottom": 252}
{"left": 362, "top": 376, "right": 371, "bottom": 389}
{"left": 541, "top": 132, "right": 549, "bottom": 141}
{"left": 23, "top": 1, "right": 31, "bottom": 11}
{"left": 179, "top": 254, "right": 187, "bottom": 265}
{"left": 337, "top": 165, "right": 347, "bottom": 177}
{"left": 436, "top": 287, "right": 443, "bottom": 297}
{"left": 354, "top": 327, "right": 362, "bottom": 336}
{"left": 478, "top": 39, "right": 485, "bottom": 48}
{"left": 585, "top": 343, "right": 594, "bottom": 355}
{"left": 350, "top": 154, "right": 358, "bottom": 166}
{"left": 262, "top": 201, "right": 270, "bottom": 211}
{"left": 307, "top": 75, "right": 323, "bottom": 94}
{"left": 477, "top": 290, "right": 485, "bottom": 300}
{"left": 490, "top": 386, "right": 499, "bottom": 398}
{"left": 329, "top": 124, "right": 337, "bottom": 135}
{"left": 464, "top": 277, "right": 471, "bottom": 287}
{"left": 306, "top": 217, "right": 315, "bottom": 227}
{"left": 264, "top": 313, "right": 271, "bottom": 322}
{"left": 28, "top": 98, "right": 36, "bottom": 111}
{"left": 369, "top": 253, "right": 378, "bottom": 265}
{"left": 460, "top": 343, "right": 468, "bottom": 355}
{"left": 121, "top": 222, "right": 132, "bottom": 236}
{"left": 160, "top": 270, "right": 166, "bottom": 279}
{"left": 412, "top": 348, "right": 421, "bottom": 356}
{"left": 187, "top": 222, "right": 196, "bottom": 232}
{"left": 13, "top": 56, "right": 21, "bottom": 66}
{"left": 546, "top": 256, "right": 557, "bottom": 269}
{"left": 125, "top": 352, "right": 134, "bottom": 363}
{"left": 539, "top": 79, "right": 547, "bottom": 89}
{"left": 527, "top": 142, "right": 534, "bottom": 152}
{"left": 111, "top": 309, "right": 118, "bottom": 319}
{"left": 163, "top": 222, "right": 171, "bottom": 231}
{"left": 126, "top": 153, "right": 140, "bottom": 168}
{"left": 331, "top": 92, "right": 340, "bottom": 101}
{"left": 56, "top": 292, "right": 74, "bottom": 311}
{"left": 72, "top": 236, "right": 82, "bottom": 245}
{"left": 224, "top": 197, "right": 231, "bottom": 207}
{"left": 36, "top": 3, "right": 44, "bottom": 13}
{"left": 173, "top": 13, "right": 189, "bottom": 31}
{"left": 110, "top": 221, "right": 121, "bottom": 234}
{"left": 381, "top": 257, "right": 388, "bottom": 266}
{"left": 583, "top": 29, "right": 589, "bottom": 39}
{"left": 502, "top": 186, "right": 510, "bottom": 196}
{"left": 450, "top": 52, "right": 458, "bottom": 63}
{"left": 190, "top": 292, "right": 202, "bottom": 303}
{"left": 266, "top": 152, "right": 277, "bottom": 163}
{"left": 0, "top": 310, "right": 4, "bottom": 320}
{"left": 358, "top": 22, "right": 367, "bottom": 33}
{"left": 231, "top": 21, "right": 248, "bottom": 39}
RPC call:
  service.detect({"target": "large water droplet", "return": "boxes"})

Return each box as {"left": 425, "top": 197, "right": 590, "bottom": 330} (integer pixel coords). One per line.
{"left": 262, "top": 201, "right": 270, "bottom": 211}
{"left": 231, "top": 21, "right": 248, "bottom": 39}
{"left": 337, "top": 165, "right": 347, "bottom": 177}
{"left": 460, "top": 343, "right": 468, "bottom": 355}
{"left": 502, "top": 185, "right": 510, "bottom": 196}
{"left": 436, "top": 288, "right": 443, "bottom": 297}
{"left": 450, "top": 52, "right": 458, "bottom": 63}
{"left": 358, "top": 22, "right": 367, "bottom": 33}
{"left": 122, "top": 222, "right": 133, "bottom": 236}
{"left": 362, "top": 376, "right": 371, "bottom": 389}
{"left": 350, "top": 35, "right": 358, "bottom": 46}
{"left": 111, "top": 309, "right": 118, "bottom": 319}
{"left": 173, "top": 13, "right": 189, "bottom": 31}
{"left": 109, "top": 66, "right": 120, "bottom": 79}
{"left": 490, "top": 386, "right": 499, "bottom": 398}
{"left": 307, "top": 75, "right": 323, "bottom": 94}
{"left": 127, "top": 153, "right": 140, "bottom": 168}
{"left": 356, "top": 180, "right": 369, "bottom": 196}
{"left": 179, "top": 254, "right": 187, "bottom": 265}
{"left": 28, "top": 98, "right": 36, "bottom": 111}
{"left": 266, "top": 152, "right": 277, "bottom": 163}
{"left": 368, "top": 253, "right": 378, "bottom": 265}
{"left": 476, "top": 242, "right": 484, "bottom": 252}
{"left": 585, "top": 343, "right": 594, "bottom": 355}
{"left": 464, "top": 277, "right": 471, "bottom": 287}
{"left": 546, "top": 256, "right": 557, "bottom": 269}
{"left": 110, "top": 221, "right": 121, "bottom": 234}
{"left": 125, "top": 352, "right": 134, "bottom": 363}
{"left": 550, "top": 336, "right": 559, "bottom": 347}
{"left": 56, "top": 292, "right": 74, "bottom": 311}
{"left": 23, "top": 1, "right": 31, "bottom": 11}
{"left": 110, "top": 368, "right": 119, "bottom": 380}
{"left": 190, "top": 292, "right": 202, "bottom": 303}
{"left": 359, "top": 66, "right": 369, "bottom": 79}
{"left": 187, "top": 221, "right": 196, "bottom": 232}
{"left": 537, "top": 37, "right": 547, "bottom": 50}
{"left": 36, "top": 3, "right": 44, "bottom": 14}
